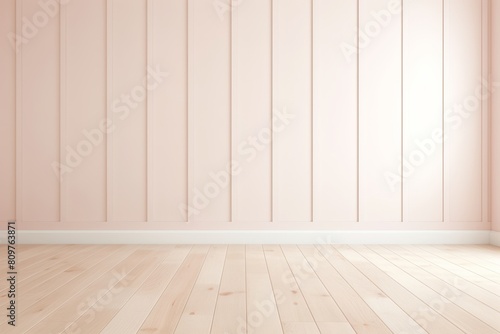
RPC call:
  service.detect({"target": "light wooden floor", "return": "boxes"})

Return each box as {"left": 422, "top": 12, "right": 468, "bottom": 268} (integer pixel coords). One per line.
{"left": 1, "top": 244, "right": 500, "bottom": 333}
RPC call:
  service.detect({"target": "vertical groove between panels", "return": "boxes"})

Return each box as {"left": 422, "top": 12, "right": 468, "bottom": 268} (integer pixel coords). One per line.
{"left": 151, "top": 0, "right": 153, "bottom": 222}
{"left": 442, "top": 0, "right": 445, "bottom": 222}
{"left": 64, "top": 2, "right": 67, "bottom": 222}
{"left": 146, "top": 0, "right": 148, "bottom": 223}
{"left": 311, "top": 0, "right": 314, "bottom": 223}
{"left": 356, "top": 0, "right": 360, "bottom": 223}
{"left": 60, "top": 2, "right": 66, "bottom": 223}
{"left": 480, "top": 0, "right": 483, "bottom": 223}
{"left": 270, "top": 0, "right": 274, "bottom": 223}
{"left": 14, "top": 0, "right": 17, "bottom": 222}
{"left": 230, "top": 1, "right": 233, "bottom": 223}
{"left": 186, "top": 0, "right": 190, "bottom": 223}
{"left": 484, "top": 0, "right": 490, "bottom": 224}
{"left": 481, "top": 0, "right": 489, "bottom": 224}
{"left": 488, "top": 0, "right": 492, "bottom": 223}
{"left": 15, "top": 0, "right": 22, "bottom": 223}
{"left": 401, "top": 0, "right": 404, "bottom": 223}
{"left": 106, "top": 0, "right": 113, "bottom": 223}
{"left": 146, "top": 0, "right": 153, "bottom": 222}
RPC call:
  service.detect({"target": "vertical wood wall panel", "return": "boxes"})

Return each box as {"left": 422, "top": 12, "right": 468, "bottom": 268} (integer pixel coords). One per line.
{"left": 21, "top": 0, "right": 60, "bottom": 222}
{"left": 313, "top": 0, "right": 358, "bottom": 222}
{"left": 492, "top": 0, "right": 500, "bottom": 232}
{"left": 481, "top": 0, "right": 490, "bottom": 224}
{"left": 359, "top": 0, "right": 402, "bottom": 222}
{"left": 64, "top": 0, "right": 107, "bottom": 222}
{"left": 444, "top": 0, "right": 482, "bottom": 222}
{"left": 0, "top": 0, "right": 16, "bottom": 222}
{"left": 109, "top": 0, "right": 147, "bottom": 222}
{"left": 188, "top": 0, "right": 231, "bottom": 222}
{"left": 231, "top": 0, "right": 272, "bottom": 222}
{"left": 149, "top": 0, "right": 187, "bottom": 222}
{"left": 60, "top": 2, "right": 67, "bottom": 222}
{"left": 6, "top": 1, "right": 491, "bottom": 228}
{"left": 403, "top": 0, "right": 443, "bottom": 222}
{"left": 272, "top": 0, "right": 312, "bottom": 222}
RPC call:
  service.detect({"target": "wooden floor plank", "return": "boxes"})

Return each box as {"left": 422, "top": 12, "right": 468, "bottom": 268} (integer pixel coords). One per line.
{"left": 408, "top": 245, "right": 500, "bottom": 297}
{"left": 174, "top": 245, "right": 227, "bottom": 334}
{"left": 263, "top": 245, "right": 316, "bottom": 326}
{"left": 0, "top": 245, "right": 75, "bottom": 291}
{"left": 316, "top": 322, "right": 356, "bottom": 334}
{"left": 97, "top": 245, "right": 197, "bottom": 334}
{"left": 1, "top": 245, "right": 103, "bottom": 303}
{"left": 23, "top": 247, "right": 160, "bottom": 334}
{"left": 282, "top": 322, "right": 320, "bottom": 334}
{"left": 9, "top": 244, "right": 500, "bottom": 334}
{"left": 135, "top": 245, "right": 210, "bottom": 333}
{"left": 210, "top": 245, "right": 246, "bottom": 334}
{"left": 336, "top": 245, "right": 463, "bottom": 334}
{"left": 299, "top": 245, "right": 392, "bottom": 333}
{"left": 426, "top": 246, "right": 500, "bottom": 283}
{"left": 0, "top": 244, "right": 99, "bottom": 311}
{"left": 386, "top": 245, "right": 500, "bottom": 313}
{"left": 431, "top": 245, "right": 500, "bottom": 274}
{"left": 280, "top": 245, "right": 348, "bottom": 325}
{"left": 245, "top": 245, "right": 283, "bottom": 334}
{"left": 353, "top": 245, "right": 497, "bottom": 334}
{"left": 372, "top": 245, "right": 500, "bottom": 332}
{"left": 35, "top": 248, "right": 152, "bottom": 322}
{"left": 18, "top": 245, "right": 118, "bottom": 303}
{"left": 319, "top": 245, "right": 427, "bottom": 334}
{"left": 0, "top": 245, "right": 114, "bottom": 323}
{"left": 445, "top": 245, "right": 500, "bottom": 262}
{"left": 0, "top": 245, "right": 135, "bottom": 332}
{"left": 60, "top": 245, "right": 190, "bottom": 334}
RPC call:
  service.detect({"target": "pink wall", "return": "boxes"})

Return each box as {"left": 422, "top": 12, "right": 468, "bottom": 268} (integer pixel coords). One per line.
{"left": 0, "top": 0, "right": 493, "bottom": 231}
{"left": 0, "top": 0, "right": 15, "bottom": 223}
{"left": 493, "top": 0, "right": 500, "bottom": 232}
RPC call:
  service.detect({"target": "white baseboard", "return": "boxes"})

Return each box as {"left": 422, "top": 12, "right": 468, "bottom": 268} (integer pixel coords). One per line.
{"left": 2, "top": 230, "right": 492, "bottom": 245}
{"left": 491, "top": 231, "right": 500, "bottom": 246}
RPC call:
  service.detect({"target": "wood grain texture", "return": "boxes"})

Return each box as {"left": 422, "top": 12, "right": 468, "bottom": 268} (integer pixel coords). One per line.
{"left": 175, "top": 245, "right": 227, "bottom": 333}
{"left": 2, "top": 245, "right": 500, "bottom": 333}
{"left": 210, "top": 245, "right": 246, "bottom": 333}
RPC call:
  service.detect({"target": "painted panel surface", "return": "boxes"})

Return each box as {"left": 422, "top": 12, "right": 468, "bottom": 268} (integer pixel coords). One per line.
{"left": 4, "top": 0, "right": 489, "bottom": 230}
{"left": 188, "top": 0, "right": 231, "bottom": 222}
{"left": 273, "top": 0, "right": 312, "bottom": 222}
{"left": 109, "top": 0, "right": 147, "bottom": 222}
{"left": 0, "top": 0, "right": 16, "bottom": 222}
{"left": 149, "top": 0, "right": 187, "bottom": 222}
{"left": 313, "top": 0, "right": 358, "bottom": 222}
{"left": 65, "top": 0, "right": 107, "bottom": 222}
{"left": 21, "top": 0, "right": 60, "bottom": 222}
{"left": 444, "top": 0, "right": 482, "bottom": 222}
{"left": 403, "top": 0, "right": 443, "bottom": 222}
{"left": 232, "top": 0, "right": 272, "bottom": 222}
{"left": 359, "top": 0, "right": 402, "bottom": 222}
